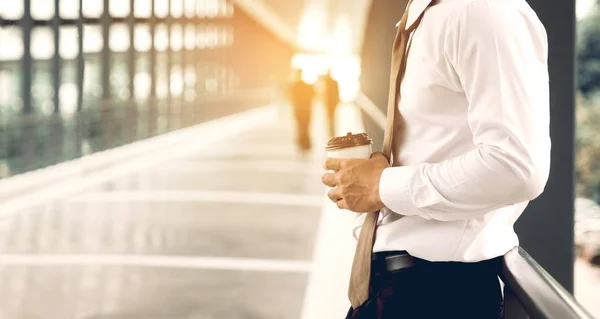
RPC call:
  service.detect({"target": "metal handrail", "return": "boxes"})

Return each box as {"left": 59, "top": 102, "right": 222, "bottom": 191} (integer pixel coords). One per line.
{"left": 501, "top": 247, "right": 594, "bottom": 319}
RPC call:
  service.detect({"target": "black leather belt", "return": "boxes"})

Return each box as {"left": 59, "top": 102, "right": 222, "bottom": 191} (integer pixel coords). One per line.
{"left": 385, "top": 253, "right": 424, "bottom": 272}
{"left": 373, "top": 251, "right": 502, "bottom": 274}
{"left": 373, "top": 251, "right": 428, "bottom": 273}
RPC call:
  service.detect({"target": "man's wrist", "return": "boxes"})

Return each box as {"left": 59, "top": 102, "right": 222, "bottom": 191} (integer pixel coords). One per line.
{"left": 372, "top": 167, "right": 387, "bottom": 210}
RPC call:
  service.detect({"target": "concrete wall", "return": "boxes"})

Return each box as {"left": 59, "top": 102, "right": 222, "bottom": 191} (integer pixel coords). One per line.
{"left": 359, "top": 0, "right": 408, "bottom": 150}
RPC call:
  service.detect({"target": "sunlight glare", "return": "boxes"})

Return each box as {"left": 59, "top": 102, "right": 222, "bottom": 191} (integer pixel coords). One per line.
{"left": 296, "top": 3, "right": 327, "bottom": 52}
{"left": 328, "top": 15, "right": 353, "bottom": 54}
{"left": 293, "top": 3, "right": 361, "bottom": 101}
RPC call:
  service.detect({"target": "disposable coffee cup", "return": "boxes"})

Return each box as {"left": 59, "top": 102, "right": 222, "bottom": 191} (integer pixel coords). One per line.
{"left": 326, "top": 132, "right": 373, "bottom": 160}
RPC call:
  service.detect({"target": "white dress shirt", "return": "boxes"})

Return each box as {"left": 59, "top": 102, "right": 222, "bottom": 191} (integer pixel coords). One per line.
{"left": 355, "top": 0, "right": 551, "bottom": 262}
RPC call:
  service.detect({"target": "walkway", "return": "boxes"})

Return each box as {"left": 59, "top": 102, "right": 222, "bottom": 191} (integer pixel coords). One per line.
{"left": 0, "top": 102, "right": 360, "bottom": 318}
{"left": 1, "top": 101, "right": 598, "bottom": 319}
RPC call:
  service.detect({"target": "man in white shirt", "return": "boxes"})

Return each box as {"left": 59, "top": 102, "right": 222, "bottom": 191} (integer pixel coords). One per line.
{"left": 321, "top": 0, "right": 551, "bottom": 317}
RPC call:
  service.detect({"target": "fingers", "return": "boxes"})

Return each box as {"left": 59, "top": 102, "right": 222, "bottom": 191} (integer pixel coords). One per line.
{"left": 321, "top": 173, "right": 338, "bottom": 187}
{"left": 328, "top": 188, "right": 349, "bottom": 210}
{"left": 336, "top": 199, "right": 349, "bottom": 210}
{"left": 327, "top": 187, "right": 343, "bottom": 203}
{"left": 323, "top": 158, "right": 343, "bottom": 171}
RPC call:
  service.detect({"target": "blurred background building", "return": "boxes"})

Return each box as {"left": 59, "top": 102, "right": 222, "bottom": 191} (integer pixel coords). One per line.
{"left": 0, "top": 0, "right": 599, "bottom": 318}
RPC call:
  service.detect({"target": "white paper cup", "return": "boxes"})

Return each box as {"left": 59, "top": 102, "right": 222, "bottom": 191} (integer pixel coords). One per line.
{"left": 326, "top": 144, "right": 372, "bottom": 159}
{"left": 325, "top": 132, "right": 373, "bottom": 160}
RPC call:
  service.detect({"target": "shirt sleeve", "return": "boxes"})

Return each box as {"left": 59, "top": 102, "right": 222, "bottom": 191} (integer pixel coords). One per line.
{"left": 378, "top": 0, "right": 551, "bottom": 222}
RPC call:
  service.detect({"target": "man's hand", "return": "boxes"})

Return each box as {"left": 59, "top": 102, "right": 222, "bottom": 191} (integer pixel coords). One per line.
{"left": 322, "top": 152, "right": 390, "bottom": 213}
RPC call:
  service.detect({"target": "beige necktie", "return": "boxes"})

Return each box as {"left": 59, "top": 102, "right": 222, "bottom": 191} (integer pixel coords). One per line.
{"left": 348, "top": 0, "right": 431, "bottom": 309}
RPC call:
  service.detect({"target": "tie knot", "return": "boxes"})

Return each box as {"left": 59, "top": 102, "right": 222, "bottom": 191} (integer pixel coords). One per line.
{"left": 400, "top": 0, "right": 434, "bottom": 32}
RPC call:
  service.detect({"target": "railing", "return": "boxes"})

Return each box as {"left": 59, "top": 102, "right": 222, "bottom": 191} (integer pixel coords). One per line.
{"left": 0, "top": 88, "right": 274, "bottom": 180}
{"left": 354, "top": 93, "right": 595, "bottom": 319}
{"left": 502, "top": 247, "right": 594, "bottom": 319}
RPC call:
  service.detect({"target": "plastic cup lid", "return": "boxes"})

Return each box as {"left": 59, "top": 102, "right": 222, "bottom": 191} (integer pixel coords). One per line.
{"left": 326, "top": 132, "right": 372, "bottom": 151}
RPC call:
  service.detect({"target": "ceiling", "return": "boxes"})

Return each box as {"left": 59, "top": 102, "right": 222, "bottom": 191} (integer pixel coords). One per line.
{"left": 233, "top": 0, "right": 372, "bottom": 53}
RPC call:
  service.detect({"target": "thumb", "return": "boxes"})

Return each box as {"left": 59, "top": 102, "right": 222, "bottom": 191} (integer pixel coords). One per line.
{"left": 370, "top": 152, "right": 389, "bottom": 161}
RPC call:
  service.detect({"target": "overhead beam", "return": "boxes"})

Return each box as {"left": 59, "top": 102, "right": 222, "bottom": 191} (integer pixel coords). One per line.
{"left": 232, "top": 0, "right": 297, "bottom": 49}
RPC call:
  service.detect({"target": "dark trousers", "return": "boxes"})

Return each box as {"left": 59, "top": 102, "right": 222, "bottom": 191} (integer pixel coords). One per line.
{"left": 346, "top": 252, "right": 505, "bottom": 319}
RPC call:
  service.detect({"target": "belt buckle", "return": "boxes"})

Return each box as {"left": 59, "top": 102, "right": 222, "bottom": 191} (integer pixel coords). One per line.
{"left": 385, "top": 253, "right": 416, "bottom": 273}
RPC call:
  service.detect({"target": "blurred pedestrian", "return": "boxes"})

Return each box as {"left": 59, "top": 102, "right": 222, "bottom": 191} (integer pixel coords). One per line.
{"left": 323, "top": 70, "right": 340, "bottom": 138}
{"left": 289, "top": 69, "right": 315, "bottom": 153}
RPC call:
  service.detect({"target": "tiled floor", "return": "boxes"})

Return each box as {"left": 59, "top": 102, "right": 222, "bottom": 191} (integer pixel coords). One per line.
{"left": 0, "top": 201, "right": 321, "bottom": 258}
{"left": 0, "top": 105, "right": 328, "bottom": 319}
{"left": 0, "top": 266, "right": 309, "bottom": 319}
{"left": 1, "top": 104, "right": 600, "bottom": 319}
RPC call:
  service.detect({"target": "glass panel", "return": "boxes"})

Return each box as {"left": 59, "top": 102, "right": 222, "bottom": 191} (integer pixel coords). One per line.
{"left": 184, "top": 64, "right": 195, "bottom": 100}
{"left": 0, "top": 28, "right": 23, "bottom": 60}
{"left": 577, "top": 0, "right": 597, "bottom": 19}
{"left": 155, "top": 52, "right": 168, "bottom": 98}
{"left": 59, "top": 26, "right": 79, "bottom": 59}
{"left": 82, "top": 0, "right": 103, "bottom": 18}
{"left": 195, "top": 0, "right": 205, "bottom": 17}
{"left": 83, "top": 57, "right": 102, "bottom": 101}
{"left": 60, "top": 0, "right": 80, "bottom": 19}
{"left": 184, "top": 0, "right": 195, "bottom": 18}
{"left": 0, "top": 76, "right": 23, "bottom": 113}
{"left": 217, "top": 25, "right": 227, "bottom": 47}
{"left": 59, "top": 82, "right": 78, "bottom": 115}
{"left": 60, "top": 59, "right": 78, "bottom": 114}
{"left": 109, "top": 23, "right": 130, "bottom": 52}
{"left": 0, "top": 63, "right": 23, "bottom": 112}
{"left": 203, "top": 62, "right": 219, "bottom": 94}
{"left": 0, "top": 26, "right": 23, "bottom": 116}
{"left": 134, "top": 71, "right": 151, "bottom": 101}
{"left": 205, "top": 24, "right": 217, "bottom": 48}
{"left": 205, "top": 0, "right": 218, "bottom": 18}
{"left": 31, "top": 0, "right": 55, "bottom": 20}
{"left": 155, "top": 0, "right": 168, "bottom": 18}
{"left": 133, "top": 54, "right": 151, "bottom": 140}
{"left": 575, "top": 1, "right": 600, "bottom": 318}
{"left": 135, "top": 0, "right": 152, "bottom": 18}
{"left": 31, "top": 27, "right": 54, "bottom": 60}
{"left": 222, "top": 0, "right": 234, "bottom": 17}
{"left": 30, "top": 28, "right": 55, "bottom": 115}
{"left": 196, "top": 24, "right": 206, "bottom": 49}
{"left": 218, "top": 0, "right": 227, "bottom": 17}
{"left": 170, "top": 0, "right": 183, "bottom": 18}
{"left": 223, "top": 25, "right": 234, "bottom": 46}
{"left": 0, "top": 0, "right": 24, "bottom": 20}
{"left": 154, "top": 24, "right": 168, "bottom": 52}
{"left": 83, "top": 25, "right": 103, "bottom": 53}
{"left": 31, "top": 60, "right": 54, "bottom": 115}
{"left": 110, "top": 0, "right": 130, "bottom": 17}
{"left": 134, "top": 24, "right": 152, "bottom": 52}
{"left": 170, "top": 24, "right": 183, "bottom": 51}
{"left": 0, "top": 70, "right": 17, "bottom": 108}
{"left": 170, "top": 64, "right": 183, "bottom": 97}
{"left": 110, "top": 54, "right": 129, "bottom": 100}
{"left": 134, "top": 53, "right": 151, "bottom": 101}
{"left": 184, "top": 24, "right": 195, "bottom": 50}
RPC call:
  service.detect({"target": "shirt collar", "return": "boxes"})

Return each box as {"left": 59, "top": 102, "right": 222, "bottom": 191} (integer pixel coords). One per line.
{"left": 395, "top": 0, "right": 435, "bottom": 30}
